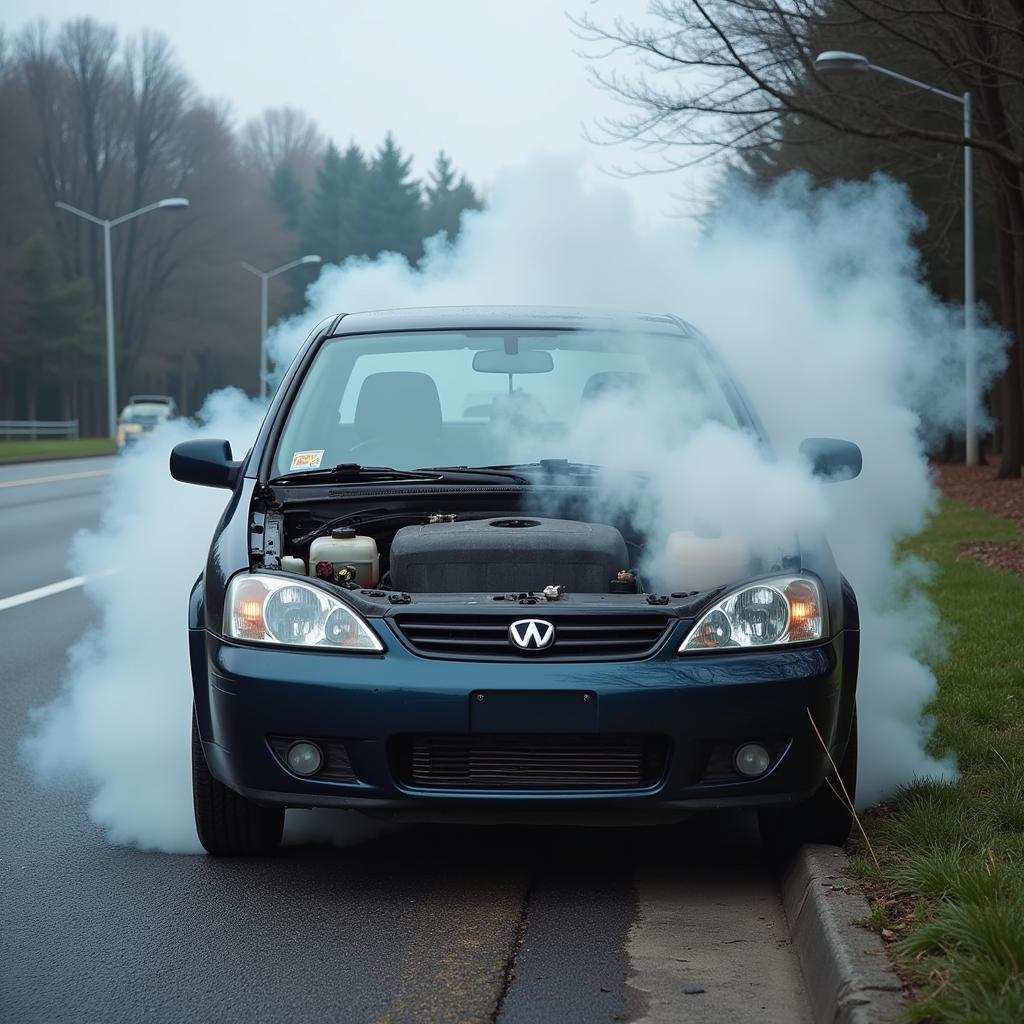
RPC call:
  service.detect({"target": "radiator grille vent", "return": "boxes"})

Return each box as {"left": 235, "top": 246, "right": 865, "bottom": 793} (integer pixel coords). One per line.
{"left": 397, "top": 734, "right": 669, "bottom": 790}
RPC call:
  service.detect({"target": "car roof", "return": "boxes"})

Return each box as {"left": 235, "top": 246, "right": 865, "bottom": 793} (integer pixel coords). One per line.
{"left": 128, "top": 394, "right": 175, "bottom": 404}
{"left": 327, "top": 305, "right": 696, "bottom": 337}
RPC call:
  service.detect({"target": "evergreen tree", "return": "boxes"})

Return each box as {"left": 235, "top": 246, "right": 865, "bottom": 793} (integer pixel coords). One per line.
{"left": 270, "top": 160, "right": 304, "bottom": 232}
{"left": 349, "top": 133, "right": 423, "bottom": 263}
{"left": 424, "top": 151, "right": 457, "bottom": 207}
{"left": 452, "top": 176, "right": 482, "bottom": 219}
{"left": 333, "top": 142, "right": 369, "bottom": 257}
{"left": 301, "top": 143, "right": 367, "bottom": 261}
{"left": 11, "top": 234, "right": 101, "bottom": 415}
{"left": 422, "top": 150, "right": 482, "bottom": 245}
{"left": 301, "top": 143, "right": 347, "bottom": 265}
{"left": 292, "top": 142, "right": 366, "bottom": 306}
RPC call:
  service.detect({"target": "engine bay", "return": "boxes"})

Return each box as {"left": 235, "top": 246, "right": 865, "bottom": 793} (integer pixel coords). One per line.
{"left": 251, "top": 496, "right": 758, "bottom": 603}
{"left": 259, "top": 506, "right": 642, "bottom": 597}
{"left": 389, "top": 516, "right": 630, "bottom": 594}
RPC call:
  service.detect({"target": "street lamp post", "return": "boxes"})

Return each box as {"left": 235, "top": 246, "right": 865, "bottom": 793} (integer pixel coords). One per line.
{"left": 56, "top": 197, "right": 190, "bottom": 440}
{"left": 814, "top": 51, "right": 978, "bottom": 465}
{"left": 241, "top": 256, "right": 323, "bottom": 399}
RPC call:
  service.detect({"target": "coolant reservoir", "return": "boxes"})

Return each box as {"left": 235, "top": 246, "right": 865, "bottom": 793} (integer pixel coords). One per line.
{"left": 281, "top": 556, "right": 306, "bottom": 575}
{"left": 665, "top": 531, "right": 749, "bottom": 593}
{"left": 308, "top": 528, "right": 379, "bottom": 588}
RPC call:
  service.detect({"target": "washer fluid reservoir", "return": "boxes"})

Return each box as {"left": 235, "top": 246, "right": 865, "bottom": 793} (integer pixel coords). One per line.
{"left": 308, "top": 528, "right": 379, "bottom": 587}
{"left": 665, "top": 531, "right": 749, "bottom": 593}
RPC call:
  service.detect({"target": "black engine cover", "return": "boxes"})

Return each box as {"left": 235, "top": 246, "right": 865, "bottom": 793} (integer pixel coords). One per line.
{"left": 388, "top": 517, "right": 628, "bottom": 593}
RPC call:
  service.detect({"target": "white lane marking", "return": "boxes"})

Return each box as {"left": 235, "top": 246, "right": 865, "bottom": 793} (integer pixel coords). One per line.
{"left": 0, "top": 576, "right": 87, "bottom": 612}
{"left": 0, "top": 468, "right": 112, "bottom": 490}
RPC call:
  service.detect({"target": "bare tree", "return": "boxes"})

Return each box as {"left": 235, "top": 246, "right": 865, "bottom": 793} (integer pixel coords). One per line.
{"left": 141, "top": 100, "right": 284, "bottom": 404}
{"left": 112, "top": 30, "right": 194, "bottom": 380}
{"left": 577, "top": 0, "right": 1024, "bottom": 477}
{"left": 11, "top": 20, "right": 258, "bottom": 413}
{"left": 241, "top": 106, "right": 324, "bottom": 186}
{"left": 57, "top": 17, "right": 120, "bottom": 293}
{"left": 18, "top": 20, "right": 117, "bottom": 292}
{"left": 0, "top": 16, "right": 483, "bottom": 425}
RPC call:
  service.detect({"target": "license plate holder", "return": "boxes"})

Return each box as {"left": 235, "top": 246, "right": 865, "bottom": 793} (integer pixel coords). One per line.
{"left": 470, "top": 690, "right": 597, "bottom": 732}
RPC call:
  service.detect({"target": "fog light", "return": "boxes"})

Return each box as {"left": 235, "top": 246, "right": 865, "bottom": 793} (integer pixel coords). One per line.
{"left": 286, "top": 741, "right": 323, "bottom": 776}
{"left": 734, "top": 743, "right": 771, "bottom": 778}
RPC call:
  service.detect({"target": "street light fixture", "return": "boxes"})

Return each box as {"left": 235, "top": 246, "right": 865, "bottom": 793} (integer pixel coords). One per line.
{"left": 55, "top": 197, "right": 191, "bottom": 440}
{"left": 814, "top": 50, "right": 978, "bottom": 465}
{"left": 241, "top": 255, "right": 323, "bottom": 399}
{"left": 813, "top": 50, "right": 870, "bottom": 73}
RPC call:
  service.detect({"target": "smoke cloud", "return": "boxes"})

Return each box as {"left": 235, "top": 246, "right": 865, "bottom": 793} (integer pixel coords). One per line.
{"left": 25, "top": 156, "right": 1003, "bottom": 849}
{"left": 23, "top": 389, "right": 261, "bottom": 853}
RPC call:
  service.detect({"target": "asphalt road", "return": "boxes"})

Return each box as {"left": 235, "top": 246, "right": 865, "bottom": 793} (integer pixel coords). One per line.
{"left": 0, "top": 456, "right": 813, "bottom": 1024}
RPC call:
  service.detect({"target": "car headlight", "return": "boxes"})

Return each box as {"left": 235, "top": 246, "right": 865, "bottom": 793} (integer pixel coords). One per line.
{"left": 679, "top": 574, "right": 826, "bottom": 652}
{"left": 224, "top": 573, "right": 384, "bottom": 652}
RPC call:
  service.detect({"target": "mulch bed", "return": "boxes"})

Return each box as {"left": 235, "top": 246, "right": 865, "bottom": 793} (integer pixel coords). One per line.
{"left": 933, "top": 463, "right": 1024, "bottom": 531}
{"left": 932, "top": 461, "right": 1024, "bottom": 577}
{"left": 956, "top": 541, "right": 1024, "bottom": 577}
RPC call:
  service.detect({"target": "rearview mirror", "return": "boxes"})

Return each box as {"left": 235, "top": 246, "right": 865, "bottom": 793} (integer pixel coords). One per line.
{"left": 170, "top": 438, "right": 242, "bottom": 489}
{"left": 472, "top": 349, "right": 554, "bottom": 374}
{"left": 799, "top": 437, "right": 862, "bottom": 481}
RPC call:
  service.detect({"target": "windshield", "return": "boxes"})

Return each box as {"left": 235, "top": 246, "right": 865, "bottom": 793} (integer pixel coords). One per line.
{"left": 122, "top": 404, "right": 172, "bottom": 426}
{"left": 272, "top": 328, "right": 745, "bottom": 477}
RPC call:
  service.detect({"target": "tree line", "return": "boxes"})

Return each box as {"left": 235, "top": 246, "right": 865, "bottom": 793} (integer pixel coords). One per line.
{"left": 578, "top": 0, "right": 1024, "bottom": 478}
{"left": 0, "top": 18, "right": 482, "bottom": 434}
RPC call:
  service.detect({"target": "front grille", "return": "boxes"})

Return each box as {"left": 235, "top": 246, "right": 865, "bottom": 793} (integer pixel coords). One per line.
{"left": 391, "top": 612, "right": 672, "bottom": 660}
{"left": 396, "top": 734, "right": 669, "bottom": 790}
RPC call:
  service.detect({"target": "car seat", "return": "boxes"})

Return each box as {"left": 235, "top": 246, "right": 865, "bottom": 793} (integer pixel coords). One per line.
{"left": 350, "top": 371, "right": 443, "bottom": 467}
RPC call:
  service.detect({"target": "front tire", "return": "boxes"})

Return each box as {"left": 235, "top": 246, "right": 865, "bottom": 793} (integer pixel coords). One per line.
{"left": 192, "top": 713, "right": 284, "bottom": 856}
{"left": 759, "top": 711, "right": 857, "bottom": 851}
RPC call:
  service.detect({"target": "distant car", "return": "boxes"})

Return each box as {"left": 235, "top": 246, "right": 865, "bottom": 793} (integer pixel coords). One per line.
{"left": 171, "top": 306, "right": 862, "bottom": 856}
{"left": 117, "top": 395, "right": 177, "bottom": 451}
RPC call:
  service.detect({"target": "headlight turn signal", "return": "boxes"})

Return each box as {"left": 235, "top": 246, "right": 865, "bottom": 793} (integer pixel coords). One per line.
{"left": 224, "top": 573, "right": 384, "bottom": 652}
{"left": 679, "top": 574, "right": 825, "bottom": 652}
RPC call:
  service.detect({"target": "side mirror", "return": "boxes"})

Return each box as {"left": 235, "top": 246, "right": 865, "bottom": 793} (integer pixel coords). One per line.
{"left": 170, "top": 438, "right": 241, "bottom": 489}
{"left": 799, "top": 437, "right": 862, "bottom": 481}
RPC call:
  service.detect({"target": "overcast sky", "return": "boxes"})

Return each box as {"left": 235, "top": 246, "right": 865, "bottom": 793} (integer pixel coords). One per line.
{"left": 4, "top": 0, "right": 712, "bottom": 223}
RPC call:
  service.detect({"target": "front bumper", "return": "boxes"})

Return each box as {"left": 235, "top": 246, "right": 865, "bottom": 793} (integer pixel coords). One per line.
{"left": 191, "top": 620, "right": 858, "bottom": 817}
{"left": 118, "top": 428, "right": 153, "bottom": 451}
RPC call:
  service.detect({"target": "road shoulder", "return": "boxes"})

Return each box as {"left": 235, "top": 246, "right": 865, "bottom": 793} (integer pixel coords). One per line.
{"left": 782, "top": 845, "right": 903, "bottom": 1024}
{"left": 627, "top": 862, "right": 812, "bottom": 1023}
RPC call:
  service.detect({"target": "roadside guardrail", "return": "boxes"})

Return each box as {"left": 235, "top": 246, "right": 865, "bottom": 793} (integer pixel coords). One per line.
{"left": 0, "top": 419, "right": 80, "bottom": 440}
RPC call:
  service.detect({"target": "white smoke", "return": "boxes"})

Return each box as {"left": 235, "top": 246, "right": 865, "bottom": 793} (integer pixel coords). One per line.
{"left": 22, "top": 389, "right": 262, "bottom": 853}
{"left": 24, "top": 155, "right": 1003, "bottom": 850}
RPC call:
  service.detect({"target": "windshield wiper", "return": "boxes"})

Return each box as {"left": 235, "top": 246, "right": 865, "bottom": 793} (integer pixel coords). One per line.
{"left": 474, "top": 460, "right": 604, "bottom": 475}
{"left": 269, "top": 463, "right": 443, "bottom": 485}
{"left": 417, "top": 465, "right": 532, "bottom": 484}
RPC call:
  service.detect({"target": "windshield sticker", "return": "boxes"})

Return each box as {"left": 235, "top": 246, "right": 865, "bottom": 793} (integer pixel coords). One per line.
{"left": 290, "top": 449, "right": 325, "bottom": 471}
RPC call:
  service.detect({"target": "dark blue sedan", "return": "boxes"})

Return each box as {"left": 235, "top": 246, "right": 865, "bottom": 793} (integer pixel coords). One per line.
{"left": 171, "top": 306, "right": 861, "bottom": 856}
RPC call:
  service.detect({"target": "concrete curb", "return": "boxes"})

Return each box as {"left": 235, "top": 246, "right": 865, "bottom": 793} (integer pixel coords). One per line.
{"left": 783, "top": 845, "right": 904, "bottom": 1024}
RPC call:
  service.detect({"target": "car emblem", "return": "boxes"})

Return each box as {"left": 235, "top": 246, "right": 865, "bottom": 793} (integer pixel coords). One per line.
{"left": 508, "top": 618, "right": 556, "bottom": 651}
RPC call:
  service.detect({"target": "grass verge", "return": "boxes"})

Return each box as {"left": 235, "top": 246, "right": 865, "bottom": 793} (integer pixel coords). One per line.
{"left": 0, "top": 438, "right": 116, "bottom": 462}
{"left": 849, "top": 497, "right": 1024, "bottom": 1023}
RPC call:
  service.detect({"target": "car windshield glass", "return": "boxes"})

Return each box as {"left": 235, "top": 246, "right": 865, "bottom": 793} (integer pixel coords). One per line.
{"left": 272, "top": 328, "right": 746, "bottom": 478}
{"left": 123, "top": 404, "right": 170, "bottom": 424}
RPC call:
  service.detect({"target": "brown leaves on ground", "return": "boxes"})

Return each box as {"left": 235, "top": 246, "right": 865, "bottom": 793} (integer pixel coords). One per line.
{"left": 860, "top": 876, "right": 922, "bottom": 937}
{"left": 957, "top": 542, "right": 1024, "bottom": 577}
{"left": 933, "top": 462, "right": 1024, "bottom": 577}
{"left": 934, "top": 463, "right": 1024, "bottom": 531}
